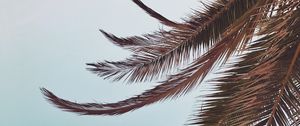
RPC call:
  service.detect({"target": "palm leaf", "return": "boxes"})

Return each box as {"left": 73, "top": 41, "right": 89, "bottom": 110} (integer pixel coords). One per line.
{"left": 87, "top": 0, "right": 259, "bottom": 82}
{"left": 41, "top": 0, "right": 300, "bottom": 125}
{"left": 40, "top": 0, "right": 269, "bottom": 115}
{"left": 194, "top": 2, "right": 300, "bottom": 125}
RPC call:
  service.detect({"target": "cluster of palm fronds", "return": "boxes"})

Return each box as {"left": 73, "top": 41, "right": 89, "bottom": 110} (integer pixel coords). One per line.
{"left": 41, "top": 0, "right": 300, "bottom": 125}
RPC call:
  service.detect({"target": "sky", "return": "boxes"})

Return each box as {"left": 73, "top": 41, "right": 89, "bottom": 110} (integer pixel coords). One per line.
{"left": 0, "top": 0, "right": 212, "bottom": 126}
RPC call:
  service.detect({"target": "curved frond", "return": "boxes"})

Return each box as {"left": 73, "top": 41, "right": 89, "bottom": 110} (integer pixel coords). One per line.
{"left": 41, "top": 5, "right": 266, "bottom": 114}
{"left": 99, "top": 29, "right": 158, "bottom": 51}
{"left": 193, "top": 2, "right": 300, "bottom": 125}
{"left": 87, "top": 0, "right": 260, "bottom": 83}
{"left": 41, "top": 37, "right": 233, "bottom": 115}
{"left": 41, "top": 0, "right": 300, "bottom": 125}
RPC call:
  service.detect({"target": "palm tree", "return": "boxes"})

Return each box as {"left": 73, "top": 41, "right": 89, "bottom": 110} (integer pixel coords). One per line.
{"left": 41, "top": 0, "right": 300, "bottom": 125}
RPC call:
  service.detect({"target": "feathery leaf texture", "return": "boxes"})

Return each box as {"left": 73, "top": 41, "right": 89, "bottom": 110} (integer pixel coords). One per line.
{"left": 42, "top": 0, "right": 300, "bottom": 125}
{"left": 87, "top": 0, "right": 259, "bottom": 82}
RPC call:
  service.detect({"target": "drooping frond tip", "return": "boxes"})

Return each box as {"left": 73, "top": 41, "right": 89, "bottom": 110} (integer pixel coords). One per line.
{"left": 132, "top": 0, "right": 190, "bottom": 30}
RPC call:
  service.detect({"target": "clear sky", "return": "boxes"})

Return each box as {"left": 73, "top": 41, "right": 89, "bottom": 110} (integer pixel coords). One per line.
{"left": 0, "top": 0, "right": 212, "bottom": 126}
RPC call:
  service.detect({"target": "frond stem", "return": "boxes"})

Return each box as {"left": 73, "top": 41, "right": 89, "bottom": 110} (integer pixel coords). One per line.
{"left": 266, "top": 42, "right": 300, "bottom": 125}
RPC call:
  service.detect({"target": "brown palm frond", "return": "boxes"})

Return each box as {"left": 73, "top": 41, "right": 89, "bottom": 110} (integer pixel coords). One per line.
{"left": 194, "top": 2, "right": 300, "bottom": 125}
{"left": 225, "top": 40, "right": 300, "bottom": 126}
{"left": 226, "top": 3, "right": 300, "bottom": 125}
{"left": 41, "top": 35, "right": 236, "bottom": 115}
{"left": 87, "top": 0, "right": 259, "bottom": 82}
{"left": 41, "top": 0, "right": 300, "bottom": 125}
{"left": 98, "top": 29, "right": 159, "bottom": 51}
{"left": 40, "top": 0, "right": 269, "bottom": 115}
{"left": 191, "top": 10, "right": 272, "bottom": 126}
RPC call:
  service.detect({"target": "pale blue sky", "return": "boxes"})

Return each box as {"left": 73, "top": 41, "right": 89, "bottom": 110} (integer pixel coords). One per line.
{"left": 0, "top": 0, "right": 212, "bottom": 126}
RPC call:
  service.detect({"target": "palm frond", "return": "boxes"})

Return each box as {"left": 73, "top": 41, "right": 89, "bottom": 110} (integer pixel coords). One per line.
{"left": 99, "top": 29, "right": 160, "bottom": 51}
{"left": 194, "top": 2, "right": 300, "bottom": 125}
{"left": 41, "top": 0, "right": 300, "bottom": 125}
{"left": 41, "top": 37, "right": 235, "bottom": 115}
{"left": 40, "top": 1, "right": 268, "bottom": 114}
{"left": 87, "top": 0, "right": 259, "bottom": 83}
